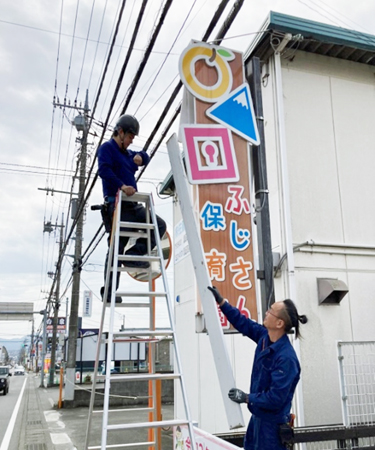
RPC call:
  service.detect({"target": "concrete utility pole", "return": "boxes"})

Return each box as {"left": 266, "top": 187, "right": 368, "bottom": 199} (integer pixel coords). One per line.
{"left": 49, "top": 215, "right": 64, "bottom": 386}
{"left": 40, "top": 309, "right": 47, "bottom": 387}
{"left": 65, "top": 90, "right": 90, "bottom": 403}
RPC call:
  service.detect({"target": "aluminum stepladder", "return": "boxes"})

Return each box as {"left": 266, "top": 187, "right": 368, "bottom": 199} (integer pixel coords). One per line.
{"left": 85, "top": 191, "right": 196, "bottom": 450}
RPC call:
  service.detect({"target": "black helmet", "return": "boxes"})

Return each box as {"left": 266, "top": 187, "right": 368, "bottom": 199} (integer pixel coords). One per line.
{"left": 114, "top": 114, "right": 140, "bottom": 135}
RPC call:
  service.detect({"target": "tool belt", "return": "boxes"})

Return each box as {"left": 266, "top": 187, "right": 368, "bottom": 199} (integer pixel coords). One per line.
{"left": 100, "top": 202, "right": 112, "bottom": 233}
{"left": 279, "top": 414, "right": 295, "bottom": 449}
{"left": 91, "top": 202, "right": 112, "bottom": 233}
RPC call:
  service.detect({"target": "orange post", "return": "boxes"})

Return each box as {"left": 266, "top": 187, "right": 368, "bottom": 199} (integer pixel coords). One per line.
{"left": 148, "top": 279, "right": 156, "bottom": 449}
{"left": 58, "top": 366, "right": 64, "bottom": 408}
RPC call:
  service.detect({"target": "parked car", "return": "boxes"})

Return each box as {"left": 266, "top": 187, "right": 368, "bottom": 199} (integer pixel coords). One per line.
{"left": 14, "top": 365, "right": 25, "bottom": 376}
{"left": 0, "top": 366, "right": 11, "bottom": 395}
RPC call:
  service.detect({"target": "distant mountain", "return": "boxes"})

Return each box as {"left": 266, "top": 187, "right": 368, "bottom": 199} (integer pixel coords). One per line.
{"left": 0, "top": 337, "right": 28, "bottom": 357}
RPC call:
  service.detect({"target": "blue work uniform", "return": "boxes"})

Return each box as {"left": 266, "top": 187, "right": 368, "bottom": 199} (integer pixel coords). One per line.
{"left": 97, "top": 138, "right": 150, "bottom": 198}
{"left": 97, "top": 139, "right": 166, "bottom": 293}
{"left": 220, "top": 301, "right": 300, "bottom": 450}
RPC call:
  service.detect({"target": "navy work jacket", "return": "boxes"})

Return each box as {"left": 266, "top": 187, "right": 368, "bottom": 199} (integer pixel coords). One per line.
{"left": 97, "top": 138, "right": 149, "bottom": 198}
{"left": 221, "top": 301, "right": 300, "bottom": 423}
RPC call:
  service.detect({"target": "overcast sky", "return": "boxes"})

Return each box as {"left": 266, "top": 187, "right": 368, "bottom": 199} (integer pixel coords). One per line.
{"left": 1, "top": 0, "right": 374, "bottom": 341}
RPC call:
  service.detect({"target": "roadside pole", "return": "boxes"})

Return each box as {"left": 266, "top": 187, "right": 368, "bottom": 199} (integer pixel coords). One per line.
{"left": 49, "top": 215, "right": 64, "bottom": 386}
{"left": 40, "top": 309, "right": 47, "bottom": 387}
{"left": 65, "top": 90, "right": 89, "bottom": 403}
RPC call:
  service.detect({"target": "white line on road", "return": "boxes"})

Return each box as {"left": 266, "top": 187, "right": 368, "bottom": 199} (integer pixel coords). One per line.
{"left": 0, "top": 377, "right": 27, "bottom": 450}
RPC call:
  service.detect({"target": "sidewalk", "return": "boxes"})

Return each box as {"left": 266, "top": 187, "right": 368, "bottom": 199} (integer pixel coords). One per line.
{"left": 20, "top": 374, "right": 76, "bottom": 450}
{"left": 24, "top": 374, "right": 174, "bottom": 450}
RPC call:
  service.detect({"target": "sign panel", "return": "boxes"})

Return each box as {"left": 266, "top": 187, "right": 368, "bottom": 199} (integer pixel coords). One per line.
{"left": 46, "top": 317, "right": 66, "bottom": 332}
{"left": 174, "top": 220, "right": 190, "bottom": 264}
{"left": 0, "top": 302, "right": 33, "bottom": 321}
{"left": 206, "top": 83, "right": 260, "bottom": 145}
{"left": 174, "top": 425, "right": 240, "bottom": 450}
{"left": 82, "top": 290, "right": 92, "bottom": 317}
{"left": 179, "top": 42, "right": 259, "bottom": 328}
{"left": 181, "top": 125, "right": 239, "bottom": 184}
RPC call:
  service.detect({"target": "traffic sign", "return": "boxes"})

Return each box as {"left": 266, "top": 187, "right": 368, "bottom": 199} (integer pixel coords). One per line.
{"left": 206, "top": 83, "right": 260, "bottom": 146}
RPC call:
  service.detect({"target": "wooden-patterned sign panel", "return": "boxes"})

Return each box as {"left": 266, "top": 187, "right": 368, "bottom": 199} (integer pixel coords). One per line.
{"left": 179, "top": 43, "right": 259, "bottom": 330}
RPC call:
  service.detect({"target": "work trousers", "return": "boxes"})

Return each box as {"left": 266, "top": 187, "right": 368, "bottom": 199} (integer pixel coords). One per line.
{"left": 103, "top": 201, "right": 167, "bottom": 295}
{"left": 244, "top": 415, "right": 287, "bottom": 450}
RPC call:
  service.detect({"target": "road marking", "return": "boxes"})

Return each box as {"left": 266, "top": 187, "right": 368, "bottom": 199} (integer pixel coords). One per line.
{"left": 50, "top": 433, "right": 72, "bottom": 444}
{"left": 0, "top": 377, "right": 27, "bottom": 450}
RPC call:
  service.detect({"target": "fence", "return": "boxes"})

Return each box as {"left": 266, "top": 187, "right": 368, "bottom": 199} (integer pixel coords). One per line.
{"left": 337, "top": 341, "right": 375, "bottom": 427}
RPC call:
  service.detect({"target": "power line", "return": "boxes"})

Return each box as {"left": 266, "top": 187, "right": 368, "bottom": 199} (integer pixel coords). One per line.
{"left": 0, "top": 18, "right": 179, "bottom": 55}
{"left": 119, "top": 0, "right": 174, "bottom": 116}
{"left": 133, "top": 0, "right": 198, "bottom": 116}
{"left": 104, "top": 0, "right": 149, "bottom": 127}
{"left": 64, "top": 0, "right": 81, "bottom": 101}
{"left": 75, "top": 0, "right": 97, "bottom": 102}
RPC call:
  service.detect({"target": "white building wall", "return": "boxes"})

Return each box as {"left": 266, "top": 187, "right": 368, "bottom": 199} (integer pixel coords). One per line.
{"left": 260, "top": 49, "right": 375, "bottom": 425}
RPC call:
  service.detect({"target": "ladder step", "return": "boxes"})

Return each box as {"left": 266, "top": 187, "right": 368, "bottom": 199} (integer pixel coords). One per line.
{"left": 112, "top": 337, "right": 160, "bottom": 343}
{"left": 122, "top": 192, "right": 150, "bottom": 203}
{"left": 119, "top": 231, "right": 147, "bottom": 238}
{"left": 106, "top": 302, "right": 151, "bottom": 308}
{"left": 118, "top": 255, "right": 160, "bottom": 262}
{"left": 113, "top": 329, "right": 172, "bottom": 337}
{"left": 93, "top": 407, "right": 152, "bottom": 414}
{"left": 119, "top": 221, "right": 155, "bottom": 230}
{"left": 89, "top": 441, "right": 153, "bottom": 449}
{"left": 116, "top": 291, "right": 167, "bottom": 297}
{"left": 107, "top": 419, "right": 189, "bottom": 431}
{"left": 98, "top": 373, "right": 181, "bottom": 382}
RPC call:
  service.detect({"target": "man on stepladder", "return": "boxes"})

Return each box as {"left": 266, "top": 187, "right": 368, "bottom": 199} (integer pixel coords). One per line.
{"left": 98, "top": 114, "right": 166, "bottom": 303}
{"left": 208, "top": 285, "right": 308, "bottom": 450}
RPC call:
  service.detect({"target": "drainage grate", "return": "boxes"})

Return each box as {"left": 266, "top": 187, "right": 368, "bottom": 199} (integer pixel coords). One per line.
{"left": 27, "top": 420, "right": 42, "bottom": 426}
{"left": 25, "top": 444, "right": 47, "bottom": 450}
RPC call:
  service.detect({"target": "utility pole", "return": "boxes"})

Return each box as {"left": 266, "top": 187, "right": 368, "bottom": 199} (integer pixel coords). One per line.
{"left": 65, "top": 90, "right": 90, "bottom": 403}
{"left": 49, "top": 214, "right": 64, "bottom": 386}
{"left": 40, "top": 309, "right": 47, "bottom": 387}
{"left": 30, "top": 318, "right": 34, "bottom": 371}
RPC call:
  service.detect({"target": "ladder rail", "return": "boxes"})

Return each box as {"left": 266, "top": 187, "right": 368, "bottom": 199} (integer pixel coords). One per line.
{"left": 84, "top": 200, "right": 120, "bottom": 450}
{"left": 149, "top": 193, "right": 198, "bottom": 450}
{"left": 85, "top": 191, "right": 197, "bottom": 450}
{"left": 146, "top": 195, "right": 159, "bottom": 450}
{"left": 101, "top": 194, "right": 124, "bottom": 450}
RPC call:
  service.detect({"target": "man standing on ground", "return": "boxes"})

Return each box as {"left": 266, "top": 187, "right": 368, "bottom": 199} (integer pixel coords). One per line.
{"left": 98, "top": 114, "right": 166, "bottom": 302}
{"left": 208, "top": 286, "right": 307, "bottom": 450}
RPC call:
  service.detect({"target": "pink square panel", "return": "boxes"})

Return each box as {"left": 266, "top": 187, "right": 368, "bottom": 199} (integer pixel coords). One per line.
{"left": 181, "top": 125, "right": 239, "bottom": 184}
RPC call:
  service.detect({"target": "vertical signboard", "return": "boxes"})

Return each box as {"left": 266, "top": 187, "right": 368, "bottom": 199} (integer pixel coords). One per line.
{"left": 83, "top": 290, "right": 92, "bottom": 317}
{"left": 179, "top": 42, "right": 260, "bottom": 329}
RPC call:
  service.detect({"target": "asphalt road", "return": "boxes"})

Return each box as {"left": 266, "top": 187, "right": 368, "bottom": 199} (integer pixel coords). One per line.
{"left": 0, "top": 372, "right": 27, "bottom": 450}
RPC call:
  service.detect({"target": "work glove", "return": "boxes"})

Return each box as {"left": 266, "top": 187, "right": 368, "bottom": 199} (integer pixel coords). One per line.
{"left": 207, "top": 286, "right": 224, "bottom": 305}
{"left": 228, "top": 388, "right": 248, "bottom": 404}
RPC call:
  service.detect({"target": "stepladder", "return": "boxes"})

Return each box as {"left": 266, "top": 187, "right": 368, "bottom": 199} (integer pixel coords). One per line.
{"left": 85, "top": 191, "right": 197, "bottom": 450}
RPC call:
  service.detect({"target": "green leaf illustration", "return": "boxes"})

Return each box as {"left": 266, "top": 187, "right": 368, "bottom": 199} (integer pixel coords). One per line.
{"left": 217, "top": 49, "right": 233, "bottom": 58}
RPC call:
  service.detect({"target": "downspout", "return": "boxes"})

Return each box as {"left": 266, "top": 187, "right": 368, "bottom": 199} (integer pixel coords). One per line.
{"left": 273, "top": 49, "right": 306, "bottom": 426}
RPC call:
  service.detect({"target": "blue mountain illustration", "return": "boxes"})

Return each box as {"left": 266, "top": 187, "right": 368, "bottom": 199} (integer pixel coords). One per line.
{"left": 206, "top": 84, "right": 260, "bottom": 145}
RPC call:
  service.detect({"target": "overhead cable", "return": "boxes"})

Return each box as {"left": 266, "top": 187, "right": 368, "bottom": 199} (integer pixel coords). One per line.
{"left": 90, "top": 0, "right": 127, "bottom": 126}
{"left": 119, "top": 0, "right": 174, "bottom": 115}
{"left": 133, "top": 0, "right": 198, "bottom": 116}
{"left": 75, "top": 0, "right": 97, "bottom": 102}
